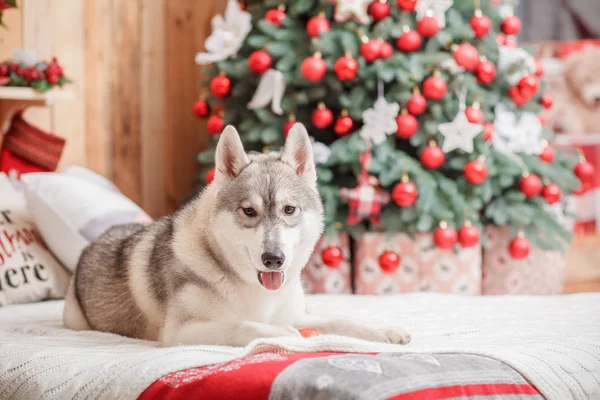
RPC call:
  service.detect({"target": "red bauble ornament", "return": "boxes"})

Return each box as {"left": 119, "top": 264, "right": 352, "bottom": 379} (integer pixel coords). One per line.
{"left": 464, "top": 159, "right": 488, "bottom": 185}
{"left": 476, "top": 60, "right": 496, "bottom": 84}
{"left": 322, "top": 246, "right": 343, "bottom": 268}
{"left": 396, "top": 0, "right": 417, "bottom": 12}
{"left": 379, "top": 251, "right": 401, "bottom": 274}
{"left": 470, "top": 13, "right": 491, "bottom": 38}
{"left": 210, "top": 75, "right": 231, "bottom": 98}
{"left": 265, "top": 8, "right": 285, "bottom": 26}
{"left": 539, "top": 146, "right": 555, "bottom": 163}
{"left": 501, "top": 15, "right": 522, "bottom": 35}
{"left": 396, "top": 112, "right": 418, "bottom": 138}
{"left": 369, "top": 0, "right": 391, "bottom": 21}
{"left": 361, "top": 39, "right": 382, "bottom": 63}
{"left": 518, "top": 75, "right": 539, "bottom": 98}
{"left": 207, "top": 115, "right": 224, "bottom": 135}
{"left": 453, "top": 43, "right": 480, "bottom": 71}
{"left": 306, "top": 13, "right": 330, "bottom": 37}
{"left": 509, "top": 236, "right": 530, "bottom": 259}
{"left": 379, "top": 42, "right": 394, "bottom": 59}
{"left": 283, "top": 116, "right": 296, "bottom": 137}
{"left": 417, "top": 16, "right": 440, "bottom": 38}
{"left": 465, "top": 106, "right": 484, "bottom": 124}
{"left": 205, "top": 168, "right": 215, "bottom": 184}
{"left": 458, "top": 224, "right": 480, "bottom": 247}
{"left": 396, "top": 30, "right": 422, "bottom": 52}
{"left": 392, "top": 179, "right": 418, "bottom": 207}
{"left": 422, "top": 75, "right": 447, "bottom": 100}
{"left": 301, "top": 54, "right": 327, "bottom": 82}
{"left": 434, "top": 223, "right": 458, "bottom": 249}
{"left": 540, "top": 93, "right": 553, "bottom": 109}
{"left": 519, "top": 174, "right": 543, "bottom": 198}
{"left": 483, "top": 122, "right": 494, "bottom": 141}
{"left": 421, "top": 142, "right": 445, "bottom": 169}
{"left": 407, "top": 93, "right": 426, "bottom": 116}
{"left": 312, "top": 104, "right": 334, "bottom": 129}
{"left": 543, "top": 183, "right": 562, "bottom": 204}
{"left": 535, "top": 60, "right": 544, "bottom": 77}
{"left": 334, "top": 55, "right": 358, "bottom": 81}
{"left": 192, "top": 99, "right": 209, "bottom": 118}
{"left": 334, "top": 113, "right": 354, "bottom": 136}
{"left": 508, "top": 86, "right": 528, "bottom": 107}
{"left": 574, "top": 161, "right": 595, "bottom": 182}
{"left": 248, "top": 50, "right": 272, "bottom": 74}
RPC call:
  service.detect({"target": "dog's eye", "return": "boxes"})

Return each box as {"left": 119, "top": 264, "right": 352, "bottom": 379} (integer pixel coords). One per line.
{"left": 284, "top": 206, "right": 296, "bottom": 215}
{"left": 242, "top": 207, "right": 257, "bottom": 217}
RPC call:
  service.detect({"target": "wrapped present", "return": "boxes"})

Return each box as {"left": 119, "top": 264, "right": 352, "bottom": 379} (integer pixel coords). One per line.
{"left": 301, "top": 234, "right": 352, "bottom": 294}
{"left": 482, "top": 226, "right": 566, "bottom": 295}
{"left": 354, "top": 232, "right": 482, "bottom": 295}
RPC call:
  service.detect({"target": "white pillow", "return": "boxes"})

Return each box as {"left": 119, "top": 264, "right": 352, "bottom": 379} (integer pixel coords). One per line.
{"left": 0, "top": 173, "right": 71, "bottom": 306}
{"left": 21, "top": 168, "right": 152, "bottom": 272}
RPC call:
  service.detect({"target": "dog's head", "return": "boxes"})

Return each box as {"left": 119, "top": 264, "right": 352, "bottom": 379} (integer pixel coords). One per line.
{"left": 564, "top": 47, "right": 600, "bottom": 109}
{"left": 209, "top": 123, "right": 324, "bottom": 291}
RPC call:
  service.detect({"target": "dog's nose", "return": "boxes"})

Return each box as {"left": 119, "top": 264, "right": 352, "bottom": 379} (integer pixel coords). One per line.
{"left": 261, "top": 251, "right": 285, "bottom": 269}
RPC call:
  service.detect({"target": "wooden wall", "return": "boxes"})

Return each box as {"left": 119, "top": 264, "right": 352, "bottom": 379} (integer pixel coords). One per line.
{"left": 0, "top": 0, "right": 225, "bottom": 217}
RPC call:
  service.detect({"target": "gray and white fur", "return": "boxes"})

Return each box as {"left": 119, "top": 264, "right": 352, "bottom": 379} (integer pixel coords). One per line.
{"left": 64, "top": 123, "right": 411, "bottom": 347}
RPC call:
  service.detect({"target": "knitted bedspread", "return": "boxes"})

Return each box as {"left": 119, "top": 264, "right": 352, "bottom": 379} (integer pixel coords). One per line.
{"left": 0, "top": 293, "right": 598, "bottom": 400}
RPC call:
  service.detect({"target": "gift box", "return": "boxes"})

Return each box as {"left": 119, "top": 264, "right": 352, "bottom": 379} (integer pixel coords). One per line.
{"left": 354, "top": 232, "right": 482, "bottom": 295}
{"left": 482, "top": 226, "right": 566, "bottom": 295}
{"left": 301, "top": 233, "right": 352, "bottom": 294}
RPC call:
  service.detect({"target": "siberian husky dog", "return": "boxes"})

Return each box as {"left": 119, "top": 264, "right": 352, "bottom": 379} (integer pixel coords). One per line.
{"left": 64, "top": 123, "right": 411, "bottom": 347}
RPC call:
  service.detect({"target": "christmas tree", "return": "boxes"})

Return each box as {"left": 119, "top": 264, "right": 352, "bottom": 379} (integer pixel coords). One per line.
{"left": 194, "top": 0, "right": 595, "bottom": 260}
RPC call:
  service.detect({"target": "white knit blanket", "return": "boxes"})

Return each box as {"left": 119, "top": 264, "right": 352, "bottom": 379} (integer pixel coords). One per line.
{"left": 1, "top": 294, "right": 599, "bottom": 400}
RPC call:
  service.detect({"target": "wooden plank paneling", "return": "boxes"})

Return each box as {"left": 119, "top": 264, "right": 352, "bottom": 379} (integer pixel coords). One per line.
{"left": 0, "top": 6, "right": 22, "bottom": 60}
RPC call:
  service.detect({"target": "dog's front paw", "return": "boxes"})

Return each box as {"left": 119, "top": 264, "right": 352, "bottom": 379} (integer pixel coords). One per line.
{"left": 377, "top": 326, "right": 411, "bottom": 345}
{"left": 325, "top": 319, "right": 411, "bottom": 345}
{"left": 233, "top": 322, "right": 301, "bottom": 346}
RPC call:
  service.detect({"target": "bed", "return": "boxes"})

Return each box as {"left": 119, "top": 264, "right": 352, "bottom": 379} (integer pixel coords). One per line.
{"left": 1, "top": 293, "right": 599, "bottom": 400}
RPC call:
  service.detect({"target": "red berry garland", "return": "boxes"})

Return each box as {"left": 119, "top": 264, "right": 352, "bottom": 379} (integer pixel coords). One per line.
{"left": 509, "top": 236, "right": 530, "bottom": 259}
{"left": 519, "top": 174, "right": 543, "bottom": 198}
{"left": 501, "top": 15, "right": 522, "bottom": 35}
{"left": 306, "top": 13, "right": 330, "bottom": 37}
{"left": 458, "top": 222, "right": 480, "bottom": 247}
{"left": 265, "top": 7, "right": 286, "bottom": 26}
{"left": 407, "top": 92, "right": 427, "bottom": 115}
{"left": 207, "top": 114, "right": 224, "bottom": 135}
{"left": 334, "top": 111, "right": 354, "bottom": 136}
{"left": 453, "top": 43, "right": 480, "bottom": 71}
{"left": 396, "top": 111, "right": 418, "bottom": 138}
{"left": 396, "top": 29, "right": 422, "bottom": 52}
{"left": 192, "top": 99, "right": 209, "bottom": 118}
{"left": 248, "top": 50, "right": 272, "bottom": 74}
{"left": 301, "top": 53, "right": 327, "bottom": 82}
{"left": 422, "top": 74, "right": 447, "bottom": 100}
{"left": 312, "top": 103, "right": 334, "bottom": 129}
{"left": 465, "top": 105, "right": 484, "bottom": 124}
{"left": 434, "top": 222, "right": 457, "bottom": 249}
{"left": 396, "top": 0, "right": 417, "bottom": 12}
{"left": 322, "top": 245, "right": 343, "bottom": 268}
{"left": 421, "top": 141, "right": 445, "bottom": 169}
{"left": 470, "top": 11, "right": 491, "bottom": 38}
{"left": 464, "top": 159, "right": 488, "bottom": 185}
{"left": 476, "top": 60, "right": 496, "bottom": 84}
{"left": 369, "top": 0, "right": 391, "bottom": 21}
{"left": 210, "top": 75, "right": 231, "bottom": 98}
{"left": 361, "top": 38, "right": 382, "bottom": 63}
{"left": 417, "top": 16, "right": 440, "bottom": 38}
{"left": 205, "top": 168, "right": 216, "bottom": 184}
{"left": 543, "top": 183, "right": 562, "bottom": 204}
{"left": 334, "top": 54, "right": 359, "bottom": 81}
{"left": 379, "top": 251, "right": 401, "bottom": 273}
{"left": 540, "top": 93, "right": 553, "bottom": 109}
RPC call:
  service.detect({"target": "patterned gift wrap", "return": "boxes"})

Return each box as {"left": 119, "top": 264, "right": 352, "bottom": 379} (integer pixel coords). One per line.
{"left": 482, "top": 226, "right": 566, "bottom": 295}
{"left": 301, "top": 234, "right": 352, "bottom": 294}
{"left": 354, "top": 232, "right": 482, "bottom": 295}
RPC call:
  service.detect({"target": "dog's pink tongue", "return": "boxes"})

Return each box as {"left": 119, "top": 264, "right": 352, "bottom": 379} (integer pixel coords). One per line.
{"left": 260, "top": 271, "right": 284, "bottom": 290}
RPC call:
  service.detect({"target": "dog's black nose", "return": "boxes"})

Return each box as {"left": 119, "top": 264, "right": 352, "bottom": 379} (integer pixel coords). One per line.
{"left": 261, "top": 251, "right": 285, "bottom": 269}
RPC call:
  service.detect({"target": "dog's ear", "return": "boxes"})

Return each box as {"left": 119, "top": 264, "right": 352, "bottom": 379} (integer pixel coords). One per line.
{"left": 215, "top": 125, "right": 250, "bottom": 180}
{"left": 280, "top": 123, "right": 317, "bottom": 184}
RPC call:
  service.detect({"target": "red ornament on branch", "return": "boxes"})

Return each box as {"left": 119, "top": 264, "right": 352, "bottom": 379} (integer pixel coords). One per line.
{"left": 543, "top": 183, "right": 562, "bottom": 204}
{"left": 574, "top": 160, "right": 595, "bottom": 183}
{"left": 465, "top": 104, "right": 484, "bottom": 124}
{"left": 535, "top": 60, "right": 544, "bottom": 77}
{"left": 464, "top": 158, "right": 488, "bottom": 185}
{"left": 334, "top": 53, "right": 359, "bottom": 81}
{"left": 210, "top": 74, "right": 231, "bottom": 98}
{"left": 322, "top": 245, "right": 343, "bottom": 268}
{"left": 476, "top": 59, "right": 496, "bottom": 84}
{"left": 434, "top": 222, "right": 457, "bottom": 249}
{"left": 539, "top": 143, "right": 555, "bottom": 163}
{"left": 519, "top": 173, "right": 543, "bottom": 198}
{"left": 248, "top": 50, "right": 272, "bottom": 74}
{"left": 379, "top": 41, "right": 394, "bottom": 59}
{"left": 265, "top": 6, "right": 286, "bottom": 26}
{"left": 518, "top": 75, "right": 539, "bottom": 98}
{"left": 334, "top": 110, "right": 354, "bottom": 136}
{"left": 283, "top": 114, "right": 296, "bottom": 137}
{"left": 501, "top": 15, "right": 522, "bottom": 35}
{"left": 207, "top": 114, "right": 224, "bottom": 135}
{"left": 205, "top": 168, "right": 216, "bottom": 184}
{"left": 540, "top": 93, "right": 553, "bottom": 109}
{"left": 396, "top": 0, "right": 417, "bottom": 12}
{"left": 421, "top": 141, "right": 445, "bottom": 169}
{"left": 407, "top": 91, "right": 427, "bottom": 115}
{"left": 509, "top": 234, "right": 530, "bottom": 259}
{"left": 453, "top": 43, "right": 480, "bottom": 71}
{"left": 396, "top": 110, "right": 418, "bottom": 138}
{"left": 458, "top": 222, "right": 480, "bottom": 247}
{"left": 192, "top": 99, "right": 209, "bottom": 118}
{"left": 306, "top": 12, "right": 330, "bottom": 37}
{"left": 417, "top": 15, "right": 440, "bottom": 38}
{"left": 312, "top": 103, "right": 334, "bottom": 129}
{"left": 470, "top": 10, "right": 491, "bottom": 38}
{"left": 369, "top": 0, "right": 391, "bottom": 21}
{"left": 396, "top": 28, "right": 422, "bottom": 52}
{"left": 379, "top": 251, "right": 401, "bottom": 273}
{"left": 483, "top": 122, "right": 494, "bottom": 141}
{"left": 361, "top": 37, "right": 382, "bottom": 63}
{"left": 301, "top": 53, "right": 327, "bottom": 82}
{"left": 422, "top": 73, "right": 447, "bottom": 100}
{"left": 508, "top": 86, "right": 528, "bottom": 107}
{"left": 392, "top": 173, "right": 418, "bottom": 207}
